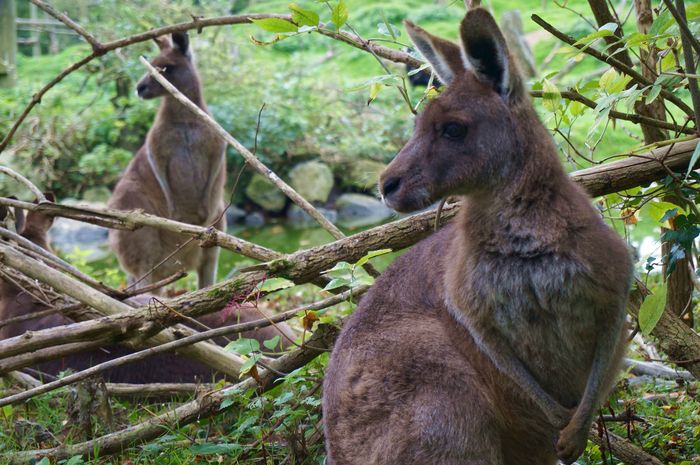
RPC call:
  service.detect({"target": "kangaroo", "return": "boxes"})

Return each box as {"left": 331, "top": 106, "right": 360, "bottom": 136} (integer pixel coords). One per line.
{"left": 323, "top": 8, "right": 632, "bottom": 465}
{"left": 0, "top": 204, "right": 295, "bottom": 383}
{"left": 108, "top": 32, "right": 226, "bottom": 293}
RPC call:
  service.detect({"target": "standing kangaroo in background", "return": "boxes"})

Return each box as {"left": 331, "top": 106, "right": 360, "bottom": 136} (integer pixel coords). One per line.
{"left": 109, "top": 32, "right": 226, "bottom": 292}
{"left": 323, "top": 7, "right": 632, "bottom": 465}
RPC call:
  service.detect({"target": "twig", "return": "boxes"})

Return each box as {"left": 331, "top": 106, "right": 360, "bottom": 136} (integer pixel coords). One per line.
{"left": 0, "top": 322, "right": 340, "bottom": 464}
{"left": 0, "top": 243, "right": 244, "bottom": 377}
{"left": 662, "top": 0, "right": 700, "bottom": 57}
{"left": 0, "top": 13, "right": 292, "bottom": 154}
{"left": 139, "top": 57, "right": 342, "bottom": 240}
{"left": 0, "top": 196, "right": 279, "bottom": 262}
{"left": 0, "top": 166, "right": 45, "bottom": 202}
{"left": 530, "top": 90, "right": 695, "bottom": 135}
{"left": 30, "top": 0, "right": 104, "bottom": 54}
{"left": 531, "top": 14, "right": 695, "bottom": 118}
{"left": 588, "top": 425, "right": 663, "bottom": 465}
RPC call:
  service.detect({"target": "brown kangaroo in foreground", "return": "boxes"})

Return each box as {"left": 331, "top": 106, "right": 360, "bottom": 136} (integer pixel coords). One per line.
{"left": 323, "top": 8, "right": 632, "bottom": 465}
{"left": 0, "top": 204, "right": 295, "bottom": 383}
{"left": 108, "top": 32, "right": 226, "bottom": 293}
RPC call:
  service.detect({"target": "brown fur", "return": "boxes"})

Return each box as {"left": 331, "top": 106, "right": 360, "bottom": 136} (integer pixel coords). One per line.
{"left": 323, "top": 8, "right": 632, "bottom": 465}
{"left": 0, "top": 205, "right": 295, "bottom": 383}
{"left": 108, "top": 32, "right": 226, "bottom": 292}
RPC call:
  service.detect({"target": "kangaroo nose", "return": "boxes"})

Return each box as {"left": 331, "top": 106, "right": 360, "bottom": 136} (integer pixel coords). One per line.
{"left": 136, "top": 83, "right": 147, "bottom": 96}
{"left": 382, "top": 177, "right": 401, "bottom": 198}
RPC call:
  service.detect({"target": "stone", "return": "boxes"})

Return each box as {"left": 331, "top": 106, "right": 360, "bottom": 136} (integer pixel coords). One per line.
{"left": 245, "top": 212, "right": 265, "bottom": 228}
{"left": 49, "top": 200, "right": 109, "bottom": 261}
{"left": 287, "top": 205, "right": 338, "bottom": 229}
{"left": 288, "top": 160, "right": 334, "bottom": 203}
{"left": 342, "top": 159, "right": 386, "bottom": 191}
{"left": 245, "top": 174, "right": 286, "bottom": 212}
{"left": 335, "top": 193, "right": 393, "bottom": 229}
{"left": 82, "top": 187, "right": 112, "bottom": 203}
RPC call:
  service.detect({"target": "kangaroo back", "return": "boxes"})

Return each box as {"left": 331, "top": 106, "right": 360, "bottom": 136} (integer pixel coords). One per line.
{"left": 323, "top": 8, "right": 631, "bottom": 465}
{"left": 108, "top": 32, "right": 226, "bottom": 292}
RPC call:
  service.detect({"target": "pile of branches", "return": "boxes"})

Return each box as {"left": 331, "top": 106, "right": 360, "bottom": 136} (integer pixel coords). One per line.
{"left": 0, "top": 1, "right": 699, "bottom": 463}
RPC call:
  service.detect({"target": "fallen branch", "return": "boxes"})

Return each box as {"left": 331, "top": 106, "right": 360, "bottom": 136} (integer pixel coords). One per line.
{"left": 0, "top": 321, "right": 340, "bottom": 464}
{"left": 588, "top": 426, "right": 663, "bottom": 465}
{"left": 0, "top": 243, "right": 245, "bottom": 377}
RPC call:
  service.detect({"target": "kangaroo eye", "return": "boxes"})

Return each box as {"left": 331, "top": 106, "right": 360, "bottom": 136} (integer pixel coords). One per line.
{"left": 442, "top": 122, "right": 468, "bottom": 141}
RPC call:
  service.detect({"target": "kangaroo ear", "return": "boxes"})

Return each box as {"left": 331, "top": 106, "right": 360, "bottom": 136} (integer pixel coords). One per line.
{"left": 459, "top": 8, "right": 511, "bottom": 96}
{"left": 154, "top": 36, "right": 171, "bottom": 50}
{"left": 43, "top": 192, "right": 56, "bottom": 203}
{"left": 172, "top": 32, "right": 190, "bottom": 57}
{"left": 405, "top": 20, "right": 464, "bottom": 85}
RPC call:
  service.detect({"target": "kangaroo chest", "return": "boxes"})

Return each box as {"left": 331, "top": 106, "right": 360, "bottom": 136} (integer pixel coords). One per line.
{"left": 147, "top": 122, "right": 224, "bottom": 224}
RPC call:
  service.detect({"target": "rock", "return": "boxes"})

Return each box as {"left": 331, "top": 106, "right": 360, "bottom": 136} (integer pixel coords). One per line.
{"left": 288, "top": 161, "right": 334, "bottom": 203}
{"left": 287, "top": 205, "right": 338, "bottom": 229}
{"left": 49, "top": 200, "right": 110, "bottom": 261}
{"left": 82, "top": 187, "right": 112, "bottom": 203}
{"left": 225, "top": 205, "right": 246, "bottom": 226}
{"left": 245, "top": 174, "right": 286, "bottom": 212}
{"left": 342, "top": 159, "right": 386, "bottom": 191}
{"left": 245, "top": 212, "right": 265, "bottom": 228}
{"left": 335, "top": 193, "right": 393, "bottom": 229}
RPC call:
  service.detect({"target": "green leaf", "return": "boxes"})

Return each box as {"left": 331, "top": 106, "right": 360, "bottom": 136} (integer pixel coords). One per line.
{"left": 599, "top": 68, "right": 619, "bottom": 92}
{"left": 65, "top": 456, "right": 85, "bottom": 465}
{"left": 323, "top": 277, "right": 351, "bottom": 290}
{"left": 225, "top": 338, "right": 260, "bottom": 356}
{"left": 331, "top": 0, "right": 348, "bottom": 29}
{"left": 569, "top": 100, "right": 586, "bottom": 116}
{"left": 541, "top": 79, "right": 561, "bottom": 112}
{"left": 250, "top": 17, "right": 298, "bottom": 33}
{"left": 638, "top": 284, "right": 667, "bottom": 336}
{"left": 219, "top": 398, "right": 235, "bottom": 410}
{"left": 289, "top": 3, "right": 319, "bottom": 27}
{"left": 641, "top": 200, "right": 682, "bottom": 225}
{"left": 368, "top": 82, "right": 382, "bottom": 105}
{"left": 263, "top": 335, "right": 281, "bottom": 350}
{"left": 256, "top": 277, "right": 295, "bottom": 292}
{"left": 377, "top": 21, "right": 401, "bottom": 38}
{"left": 1, "top": 404, "right": 12, "bottom": 418}
{"left": 355, "top": 248, "right": 392, "bottom": 267}
{"left": 36, "top": 459, "right": 51, "bottom": 465}
{"left": 189, "top": 443, "right": 242, "bottom": 455}
{"left": 240, "top": 354, "right": 261, "bottom": 374}
{"left": 645, "top": 84, "right": 662, "bottom": 105}
{"left": 685, "top": 141, "right": 700, "bottom": 179}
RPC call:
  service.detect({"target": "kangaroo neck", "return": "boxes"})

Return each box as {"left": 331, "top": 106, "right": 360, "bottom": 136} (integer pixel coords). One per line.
{"left": 157, "top": 91, "right": 206, "bottom": 125}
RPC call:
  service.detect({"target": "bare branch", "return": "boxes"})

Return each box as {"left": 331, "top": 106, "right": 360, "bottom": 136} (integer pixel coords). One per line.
{"left": 0, "top": 166, "right": 45, "bottom": 201}
{"left": 30, "top": 0, "right": 104, "bottom": 53}
{"left": 531, "top": 14, "right": 696, "bottom": 119}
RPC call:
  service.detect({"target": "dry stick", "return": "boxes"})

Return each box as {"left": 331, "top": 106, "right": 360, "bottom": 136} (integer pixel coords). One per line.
{"left": 0, "top": 337, "right": 114, "bottom": 374}
{"left": 0, "top": 283, "right": 366, "bottom": 370}
{"left": 0, "top": 271, "right": 185, "bottom": 331}
{"left": 530, "top": 90, "right": 695, "bottom": 135}
{"left": 530, "top": 14, "right": 695, "bottom": 119}
{"left": 0, "top": 166, "right": 45, "bottom": 201}
{"left": 0, "top": 196, "right": 279, "bottom": 262}
{"left": 0, "top": 227, "right": 120, "bottom": 296}
{"left": 29, "top": 0, "right": 104, "bottom": 53}
{"left": 0, "top": 13, "right": 292, "bottom": 154}
{"left": 139, "top": 57, "right": 340, "bottom": 239}
{"left": 0, "top": 322, "right": 339, "bottom": 465}
{"left": 0, "top": 243, "right": 245, "bottom": 377}
{"left": 588, "top": 426, "right": 663, "bottom": 465}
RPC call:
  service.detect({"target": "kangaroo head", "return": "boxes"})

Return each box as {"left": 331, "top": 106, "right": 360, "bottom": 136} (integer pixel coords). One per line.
{"left": 136, "top": 32, "right": 200, "bottom": 100}
{"left": 380, "top": 8, "right": 527, "bottom": 213}
{"left": 7, "top": 193, "right": 56, "bottom": 251}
